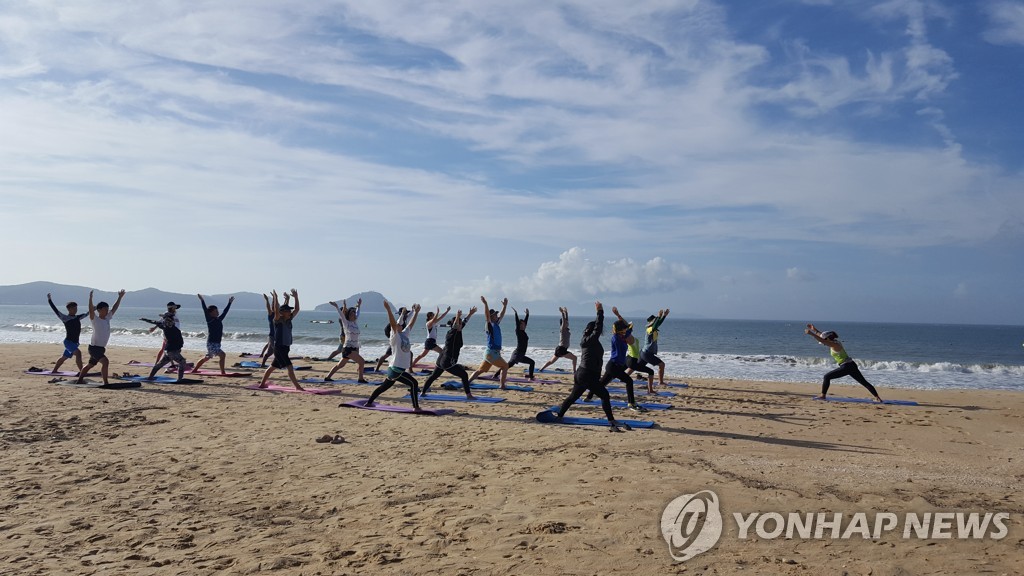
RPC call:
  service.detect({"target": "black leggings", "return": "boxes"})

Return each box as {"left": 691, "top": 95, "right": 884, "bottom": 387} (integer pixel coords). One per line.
{"left": 586, "top": 361, "right": 635, "bottom": 405}
{"left": 557, "top": 369, "right": 616, "bottom": 422}
{"left": 421, "top": 363, "right": 471, "bottom": 396}
{"left": 627, "top": 357, "right": 654, "bottom": 377}
{"left": 507, "top": 351, "right": 535, "bottom": 379}
{"left": 367, "top": 369, "right": 421, "bottom": 410}
{"left": 823, "top": 361, "right": 879, "bottom": 398}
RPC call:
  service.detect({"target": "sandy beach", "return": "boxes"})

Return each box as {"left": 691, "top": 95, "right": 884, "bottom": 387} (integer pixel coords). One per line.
{"left": 1, "top": 342, "right": 1021, "bottom": 575}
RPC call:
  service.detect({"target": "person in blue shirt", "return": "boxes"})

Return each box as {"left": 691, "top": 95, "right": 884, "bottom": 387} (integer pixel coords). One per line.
{"left": 191, "top": 294, "right": 234, "bottom": 375}
{"left": 468, "top": 295, "right": 511, "bottom": 390}
{"left": 46, "top": 292, "right": 87, "bottom": 374}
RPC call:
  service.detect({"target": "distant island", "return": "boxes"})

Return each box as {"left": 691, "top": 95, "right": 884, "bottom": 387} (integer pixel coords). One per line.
{"left": 0, "top": 281, "right": 391, "bottom": 312}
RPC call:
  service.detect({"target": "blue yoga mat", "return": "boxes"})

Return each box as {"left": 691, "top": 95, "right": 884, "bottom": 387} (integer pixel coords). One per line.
{"left": 300, "top": 377, "right": 378, "bottom": 385}
{"left": 569, "top": 398, "right": 672, "bottom": 410}
{"left": 405, "top": 393, "right": 506, "bottom": 403}
{"left": 665, "top": 382, "right": 689, "bottom": 388}
{"left": 443, "top": 381, "right": 533, "bottom": 392}
{"left": 118, "top": 375, "right": 204, "bottom": 384}
{"left": 606, "top": 386, "right": 675, "bottom": 397}
{"left": 814, "top": 396, "right": 918, "bottom": 406}
{"left": 536, "top": 409, "right": 655, "bottom": 428}
{"left": 238, "top": 361, "right": 262, "bottom": 368}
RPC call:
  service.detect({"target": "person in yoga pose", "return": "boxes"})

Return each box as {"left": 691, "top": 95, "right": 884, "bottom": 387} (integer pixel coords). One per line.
{"left": 75, "top": 289, "right": 126, "bottom": 385}
{"left": 141, "top": 312, "right": 189, "bottom": 382}
{"left": 420, "top": 307, "right": 477, "bottom": 399}
{"left": 505, "top": 308, "right": 536, "bottom": 380}
{"left": 324, "top": 299, "right": 368, "bottom": 382}
{"left": 550, "top": 301, "right": 630, "bottom": 432}
{"left": 412, "top": 306, "right": 451, "bottom": 368}
{"left": 258, "top": 289, "right": 305, "bottom": 390}
{"left": 366, "top": 302, "right": 422, "bottom": 409}
{"left": 468, "top": 296, "right": 510, "bottom": 390}
{"left": 538, "top": 307, "right": 577, "bottom": 374}
{"left": 805, "top": 324, "right": 883, "bottom": 402}
{"left": 46, "top": 292, "right": 87, "bottom": 374}
{"left": 586, "top": 306, "right": 645, "bottom": 412}
{"left": 191, "top": 294, "right": 234, "bottom": 374}
{"left": 374, "top": 306, "right": 409, "bottom": 372}
{"left": 641, "top": 309, "right": 670, "bottom": 387}
{"left": 625, "top": 331, "right": 656, "bottom": 394}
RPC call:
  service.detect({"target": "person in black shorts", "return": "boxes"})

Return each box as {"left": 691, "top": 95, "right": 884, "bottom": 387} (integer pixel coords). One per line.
{"left": 259, "top": 289, "right": 305, "bottom": 390}
{"left": 420, "top": 307, "right": 477, "bottom": 399}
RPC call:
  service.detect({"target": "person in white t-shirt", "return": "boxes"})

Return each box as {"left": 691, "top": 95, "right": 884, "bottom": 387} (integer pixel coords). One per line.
{"left": 365, "top": 302, "right": 422, "bottom": 410}
{"left": 75, "top": 289, "right": 126, "bottom": 385}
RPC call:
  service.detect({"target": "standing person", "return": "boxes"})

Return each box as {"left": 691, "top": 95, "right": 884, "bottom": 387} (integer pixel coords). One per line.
{"left": 75, "top": 289, "right": 126, "bottom": 385}
{"left": 625, "top": 331, "right": 656, "bottom": 394}
{"left": 140, "top": 313, "right": 189, "bottom": 382}
{"left": 258, "top": 289, "right": 305, "bottom": 390}
{"left": 324, "top": 299, "right": 369, "bottom": 383}
{"left": 420, "top": 307, "right": 477, "bottom": 399}
{"left": 412, "top": 306, "right": 451, "bottom": 368}
{"left": 259, "top": 293, "right": 277, "bottom": 367}
{"left": 365, "top": 302, "right": 422, "bottom": 409}
{"left": 325, "top": 299, "right": 351, "bottom": 361}
{"left": 468, "top": 296, "right": 510, "bottom": 390}
{"left": 191, "top": 294, "right": 234, "bottom": 375}
{"left": 641, "top": 309, "right": 670, "bottom": 387}
{"left": 503, "top": 307, "right": 536, "bottom": 379}
{"left": 46, "top": 292, "right": 87, "bottom": 374}
{"left": 374, "top": 307, "right": 409, "bottom": 372}
{"left": 539, "top": 307, "right": 577, "bottom": 373}
{"left": 805, "top": 324, "right": 883, "bottom": 402}
{"left": 549, "top": 302, "right": 629, "bottom": 432}
{"left": 152, "top": 301, "right": 182, "bottom": 367}
{"left": 587, "top": 307, "right": 645, "bottom": 412}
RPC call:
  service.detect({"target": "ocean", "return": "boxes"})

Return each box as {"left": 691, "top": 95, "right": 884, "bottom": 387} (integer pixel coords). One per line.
{"left": 3, "top": 304, "right": 1022, "bottom": 392}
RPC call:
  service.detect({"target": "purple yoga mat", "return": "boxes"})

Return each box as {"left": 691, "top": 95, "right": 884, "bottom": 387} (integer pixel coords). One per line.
{"left": 340, "top": 399, "right": 454, "bottom": 415}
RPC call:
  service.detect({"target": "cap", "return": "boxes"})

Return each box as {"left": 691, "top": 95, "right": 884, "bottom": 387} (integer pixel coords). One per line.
{"left": 166, "top": 302, "right": 181, "bottom": 309}
{"left": 280, "top": 304, "right": 293, "bottom": 311}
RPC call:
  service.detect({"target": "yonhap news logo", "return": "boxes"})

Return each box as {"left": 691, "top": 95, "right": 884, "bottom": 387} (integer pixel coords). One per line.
{"left": 660, "top": 490, "right": 724, "bottom": 562}
{"left": 661, "top": 489, "right": 1011, "bottom": 563}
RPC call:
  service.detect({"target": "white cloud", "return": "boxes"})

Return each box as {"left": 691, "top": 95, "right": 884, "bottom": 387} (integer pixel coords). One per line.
{"left": 786, "top": 267, "right": 816, "bottom": 282}
{"left": 445, "top": 247, "right": 699, "bottom": 303}
{"left": 984, "top": 1, "right": 1024, "bottom": 46}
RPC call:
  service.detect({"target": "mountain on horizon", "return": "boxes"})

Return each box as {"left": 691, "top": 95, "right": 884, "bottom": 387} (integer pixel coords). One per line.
{"left": 0, "top": 281, "right": 268, "bottom": 310}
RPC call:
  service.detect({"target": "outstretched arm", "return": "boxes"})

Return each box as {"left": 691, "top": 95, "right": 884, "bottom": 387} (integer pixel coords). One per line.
{"left": 497, "top": 298, "right": 509, "bottom": 322}
{"left": 406, "top": 304, "right": 421, "bottom": 331}
{"left": 383, "top": 301, "right": 401, "bottom": 333}
{"left": 221, "top": 296, "right": 233, "bottom": 319}
{"left": 263, "top": 293, "right": 272, "bottom": 315}
{"left": 198, "top": 294, "right": 208, "bottom": 314}
{"left": 290, "top": 289, "right": 300, "bottom": 317}
{"left": 110, "top": 290, "right": 126, "bottom": 315}
{"left": 433, "top": 306, "right": 450, "bottom": 326}
{"left": 611, "top": 306, "right": 625, "bottom": 324}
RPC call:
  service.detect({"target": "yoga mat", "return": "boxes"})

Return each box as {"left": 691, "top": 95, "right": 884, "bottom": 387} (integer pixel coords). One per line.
{"left": 665, "top": 382, "right": 690, "bottom": 388}
{"left": 24, "top": 369, "right": 83, "bottom": 377}
{"left": 119, "top": 375, "right": 205, "bottom": 384}
{"left": 245, "top": 384, "right": 341, "bottom": 395}
{"left": 814, "top": 396, "right": 918, "bottom": 406}
{"left": 606, "top": 386, "right": 676, "bottom": 397}
{"left": 536, "top": 410, "right": 655, "bottom": 428}
{"left": 340, "top": 399, "right": 454, "bottom": 416}
{"left": 535, "top": 368, "right": 570, "bottom": 374}
{"left": 568, "top": 398, "right": 672, "bottom": 410}
{"left": 406, "top": 394, "right": 506, "bottom": 403}
{"left": 180, "top": 370, "right": 251, "bottom": 377}
{"left": 443, "top": 381, "right": 533, "bottom": 392}
{"left": 59, "top": 380, "right": 142, "bottom": 390}
{"left": 300, "top": 378, "right": 378, "bottom": 386}
{"left": 236, "top": 361, "right": 310, "bottom": 370}
{"left": 478, "top": 375, "right": 561, "bottom": 384}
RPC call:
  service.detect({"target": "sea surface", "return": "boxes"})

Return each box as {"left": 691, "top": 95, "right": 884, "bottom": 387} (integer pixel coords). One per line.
{"left": 3, "top": 305, "right": 1022, "bottom": 392}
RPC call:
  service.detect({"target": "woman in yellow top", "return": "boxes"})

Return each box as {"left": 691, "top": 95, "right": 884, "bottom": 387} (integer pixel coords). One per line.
{"left": 805, "top": 324, "right": 883, "bottom": 402}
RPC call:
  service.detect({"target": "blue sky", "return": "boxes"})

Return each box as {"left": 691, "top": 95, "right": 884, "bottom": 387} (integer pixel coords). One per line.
{"left": 1, "top": 0, "right": 1022, "bottom": 324}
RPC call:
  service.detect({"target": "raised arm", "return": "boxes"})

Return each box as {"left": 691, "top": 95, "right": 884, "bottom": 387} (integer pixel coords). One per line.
{"left": 47, "top": 293, "right": 62, "bottom": 317}
{"left": 110, "top": 289, "right": 126, "bottom": 315}
{"left": 383, "top": 301, "right": 402, "bottom": 333}
{"left": 611, "top": 306, "right": 626, "bottom": 324}
{"left": 524, "top": 308, "right": 529, "bottom": 326}
{"left": 263, "top": 293, "right": 272, "bottom": 315}
{"left": 290, "top": 289, "right": 300, "bottom": 316}
{"left": 406, "top": 304, "right": 421, "bottom": 331}
{"left": 497, "top": 298, "right": 508, "bottom": 322}
{"left": 198, "top": 294, "right": 208, "bottom": 314}
{"left": 463, "top": 306, "right": 477, "bottom": 328}
{"left": 432, "top": 306, "right": 451, "bottom": 327}
{"left": 221, "top": 296, "right": 234, "bottom": 318}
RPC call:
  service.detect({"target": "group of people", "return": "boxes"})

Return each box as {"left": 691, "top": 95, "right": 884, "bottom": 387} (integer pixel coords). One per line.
{"left": 44, "top": 291, "right": 885, "bottom": 420}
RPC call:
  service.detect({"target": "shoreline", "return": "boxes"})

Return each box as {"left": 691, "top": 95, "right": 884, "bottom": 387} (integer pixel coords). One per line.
{"left": 2, "top": 342, "right": 1021, "bottom": 574}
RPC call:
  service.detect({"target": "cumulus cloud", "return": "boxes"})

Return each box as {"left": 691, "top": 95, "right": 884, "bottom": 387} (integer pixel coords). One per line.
{"left": 445, "top": 247, "right": 699, "bottom": 303}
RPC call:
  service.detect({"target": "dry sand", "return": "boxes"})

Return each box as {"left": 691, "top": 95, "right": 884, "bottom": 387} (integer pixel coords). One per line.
{"left": 1, "top": 343, "right": 1021, "bottom": 575}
